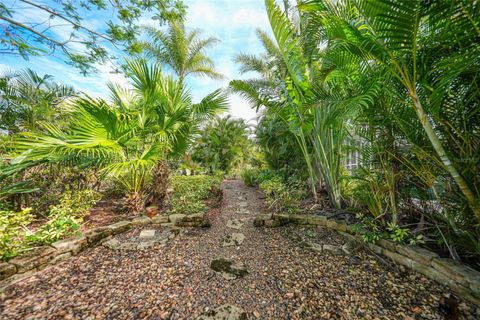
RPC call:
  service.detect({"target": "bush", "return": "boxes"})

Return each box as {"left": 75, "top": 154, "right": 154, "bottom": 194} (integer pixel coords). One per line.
{"left": 259, "top": 176, "right": 299, "bottom": 214}
{"left": 241, "top": 167, "right": 261, "bottom": 187}
{"left": 167, "top": 175, "right": 222, "bottom": 215}
{"left": 28, "top": 189, "right": 100, "bottom": 245}
{"left": 0, "top": 208, "right": 33, "bottom": 261}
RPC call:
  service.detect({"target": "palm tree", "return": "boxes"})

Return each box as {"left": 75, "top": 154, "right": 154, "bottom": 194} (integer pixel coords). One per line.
{"left": 300, "top": 0, "right": 480, "bottom": 220}
{"left": 142, "top": 21, "right": 223, "bottom": 86}
{"left": 191, "top": 115, "right": 251, "bottom": 173}
{"left": 0, "top": 69, "right": 75, "bottom": 134}
{"left": 13, "top": 59, "right": 228, "bottom": 213}
{"left": 231, "top": 0, "right": 361, "bottom": 208}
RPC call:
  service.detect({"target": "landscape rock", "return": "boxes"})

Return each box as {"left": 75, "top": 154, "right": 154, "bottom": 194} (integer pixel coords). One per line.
{"left": 210, "top": 258, "right": 248, "bottom": 280}
{"left": 107, "top": 220, "right": 132, "bottom": 235}
{"left": 0, "top": 263, "right": 16, "bottom": 281}
{"left": 131, "top": 216, "right": 151, "bottom": 225}
{"left": 151, "top": 215, "right": 169, "bottom": 224}
{"left": 221, "top": 233, "right": 245, "bottom": 247}
{"left": 49, "top": 252, "right": 72, "bottom": 265}
{"left": 84, "top": 227, "right": 112, "bottom": 244}
{"left": 169, "top": 213, "right": 187, "bottom": 225}
{"left": 226, "top": 219, "right": 244, "bottom": 230}
{"left": 432, "top": 258, "right": 476, "bottom": 287}
{"left": 52, "top": 235, "right": 87, "bottom": 255}
{"left": 198, "top": 304, "right": 247, "bottom": 320}
{"left": 139, "top": 229, "right": 156, "bottom": 238}
{"left": 253, "top": 216, "right": 268, "bottom": 227}
{"left": 264, "top": 219, "right": 282, "bottom": 228}
{"left": 396, "top": 245, "right": 439, "bottom": 266}
{"left": 9, "top": 247, "right": 56, "bottom": 273}
{"left": 322, "top": 244, "right": 343, "bottom": 255}
{"left": 384, "top": 249, "right": 413, "bottom": 268}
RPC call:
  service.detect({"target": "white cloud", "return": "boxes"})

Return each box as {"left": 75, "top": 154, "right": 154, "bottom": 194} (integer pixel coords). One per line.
{"left": 185, "top": 0, "right": 268, "bottom": 31}
{"left": 228, "top": 93, "right": 258, "bottom": 125}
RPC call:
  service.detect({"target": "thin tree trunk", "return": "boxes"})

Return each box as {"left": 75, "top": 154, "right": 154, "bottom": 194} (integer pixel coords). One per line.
{"left": 411, "top": 94, "right": 480, "bottom": 221}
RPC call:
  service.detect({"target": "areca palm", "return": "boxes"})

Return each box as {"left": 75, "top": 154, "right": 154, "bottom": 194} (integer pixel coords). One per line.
{"left": 232, "top": 0, "right": 359, "bottom": 208}
{"left": 13, "top": 59, "right": 228, "bottom": 213}
{"left": 301, "top": 0, "right": 480, "bottom": 220}
{"left": 191, "top": 115, "right": 251, "bottom": 173}
{"left": 142, "top": 21, "right": 223, "bottom": 86}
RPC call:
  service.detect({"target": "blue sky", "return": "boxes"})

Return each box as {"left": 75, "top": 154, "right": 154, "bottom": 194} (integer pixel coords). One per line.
{"left": 2, "top": 0, "right": 272, "bottom": 124}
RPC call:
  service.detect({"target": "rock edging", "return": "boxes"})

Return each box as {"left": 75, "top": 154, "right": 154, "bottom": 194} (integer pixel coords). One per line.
{"left": 0, "top": 212, "right": 210, "bottom": 292}
{"left": 254, "top": 213, "right": 480, "bottom": 306}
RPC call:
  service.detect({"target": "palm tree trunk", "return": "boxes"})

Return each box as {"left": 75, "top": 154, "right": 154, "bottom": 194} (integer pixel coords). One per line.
{"left": 411, "top": 94, "right": 480, "bottom": 221}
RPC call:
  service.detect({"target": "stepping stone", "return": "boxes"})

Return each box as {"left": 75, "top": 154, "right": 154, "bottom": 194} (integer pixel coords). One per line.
{"left": 221, "top": 233, "right": 245, "bottom": 247}
{"left": 226, "top": 219, "right": 244, "bottom": 230}
{"left": 198, "top": 304, "right": 247, "bottom": 320}
{"left": 238, "top": 202, "right": 248, "bottom": 208}
{"left": 210, "top": 258, "right": 248, "bottom": 280}
{"left": 139, "top": 229, "right": 156, "bottom": 238}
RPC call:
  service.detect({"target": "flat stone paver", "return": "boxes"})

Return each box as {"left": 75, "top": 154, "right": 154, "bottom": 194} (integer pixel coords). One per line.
{"left": 139, "top": 229, "right": 156, "bottom": 238}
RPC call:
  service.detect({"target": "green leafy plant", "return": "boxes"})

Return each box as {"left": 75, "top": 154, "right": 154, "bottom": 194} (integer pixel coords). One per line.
{"left": 28, "top": 189, "right": 100, "bottom": 245}
{"left": 167, "top": 175, "right": 222, "bottom": 215}
{"left": 241, "top": 167, "right": 261, "bottom": 187}
{"left": 0, "top": 208, "right": 33, "bottom": 261}
{"left": 259, "top": 176, "right": 299, "bottom": 214}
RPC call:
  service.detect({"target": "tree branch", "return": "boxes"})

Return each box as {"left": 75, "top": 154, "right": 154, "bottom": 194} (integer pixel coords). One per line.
{"left": 0, "top": 15, "right": 67, "bottom": 47}
{"left": 19, "top": 0, "right": 114, "bottom": 43}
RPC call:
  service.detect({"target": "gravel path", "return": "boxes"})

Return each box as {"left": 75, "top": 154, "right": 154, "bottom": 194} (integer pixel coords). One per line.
{"left": 0, "top": 179, "right": 478, "bottom": 319}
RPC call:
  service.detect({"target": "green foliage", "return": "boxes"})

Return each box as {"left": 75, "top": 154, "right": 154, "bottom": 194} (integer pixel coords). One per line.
{"left": 1, "top": 1, "right": 186, "bottom": 73}
{"left": 0, "top": 69, "right": 75, "bottom": 135}
{"left": 0, "top": 189, "right": 99, "bottom": 260}
{"left": 0, "top": 208, "right": 33, "bottom": 261}
{"left": 167, "top": 175, "right": 222, "bottom": 215}
{"left": 28, "top": 189, "right": 100, "bottom": 245}
{"left": 142, "top": 20, "right": 222, "bottom": 84}
{"left": 259, "top": 176, "right": 299, "bottom": 214}
{"left": 7, "top": 59, "right": 228, "bottom": 213}
{"left": 352, "top": 218, "right": 424, "bottom": 246}
{"left": 192, "top": 116, "right": 253, "bottom": 174}
{"left": 241, "top": 167, "right": 261, "bottom": 187}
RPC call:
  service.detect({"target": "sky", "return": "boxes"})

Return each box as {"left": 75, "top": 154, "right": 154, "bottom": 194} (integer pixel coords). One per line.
{"left": 1, "top": 0, "right": 273, "bottom": 124}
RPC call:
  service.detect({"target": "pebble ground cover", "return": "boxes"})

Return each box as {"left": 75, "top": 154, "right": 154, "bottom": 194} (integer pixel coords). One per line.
{"left": 0, "top": 180, "right": 478, "bottom": 319}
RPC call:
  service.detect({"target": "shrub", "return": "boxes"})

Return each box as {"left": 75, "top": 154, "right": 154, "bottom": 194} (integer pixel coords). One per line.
{"left": 0, "top": 208, "right": 33, "bottom": 261}
{"left": 259, "top": 176, "right": 299, "bottom": 214}
{"left": 167, "top": 175, "right": 222, "bottom": 215}
{"left": 28, "top": 189, "right": 100, "bottom": 245}
{"left": 241, "top": 167, "right": 261, "bottom": 187}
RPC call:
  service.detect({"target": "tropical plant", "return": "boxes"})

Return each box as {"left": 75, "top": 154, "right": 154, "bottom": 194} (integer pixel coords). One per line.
{"left": 0, "top": 207, "right": 33, "bottom": 261}
{"left": 167, "top": 175, "right": 222, "bottom": 215}
{"left": 191, "top": 115, "right": 252, "bottom": 173}
{"left": 0, "top": 69, "right": 75, "bottom": 134}
{"left": 9, "top": 59, "right": 228, "bottom": 213}
{"left": 0, "top": 0, "right": 186, "bottom": 73}
{"left": 142, "top": 20, "right": 223, "bottom": 86}
{"left": 301, "top": 0, "right": 480, "bottom": 220}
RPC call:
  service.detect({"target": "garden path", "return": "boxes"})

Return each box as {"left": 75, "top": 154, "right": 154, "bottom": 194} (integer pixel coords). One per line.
{"left": 0, "top": 179, "right": 474, "bottom": 319}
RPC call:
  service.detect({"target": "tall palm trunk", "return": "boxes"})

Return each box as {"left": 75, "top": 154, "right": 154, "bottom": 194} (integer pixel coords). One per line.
{"left": 411, "top": 92, "right": 480, "bottom": 220}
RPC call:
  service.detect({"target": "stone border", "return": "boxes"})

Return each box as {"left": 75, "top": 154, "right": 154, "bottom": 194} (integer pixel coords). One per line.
{"left": 254, "top": 213, "right": 480, "bottom": 306}
{"left": 0, "top": 212, "right": 210, "bottom": 292}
